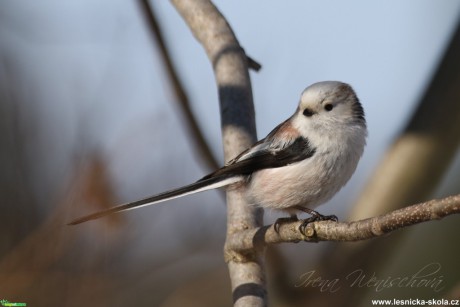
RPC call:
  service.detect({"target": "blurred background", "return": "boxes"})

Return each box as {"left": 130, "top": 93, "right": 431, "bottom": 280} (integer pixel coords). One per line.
{"left": 1, "top": 1, "right": 460, "bottom": 306}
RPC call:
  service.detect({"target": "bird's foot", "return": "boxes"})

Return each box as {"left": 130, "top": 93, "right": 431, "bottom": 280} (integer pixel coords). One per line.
{"left": 299, "top": 212, "right": 338, "bottom": 236}
{"left": 274, "top": 215, "right": 299, "bottom": 233}
{"left": 294, "top": 206, "right": 338, "bottom": 236}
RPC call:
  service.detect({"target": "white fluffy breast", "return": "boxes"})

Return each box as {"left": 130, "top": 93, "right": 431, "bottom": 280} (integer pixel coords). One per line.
{"left": 245, "top": 126, "right": 366, "bottom": 211}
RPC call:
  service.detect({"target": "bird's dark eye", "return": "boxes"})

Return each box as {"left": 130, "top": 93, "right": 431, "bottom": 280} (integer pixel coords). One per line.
{"left": 303, "top": 108, "right": 314, "bottom": 117}
{"left": 324, "top": 104, "right": 334, "bottom": 111}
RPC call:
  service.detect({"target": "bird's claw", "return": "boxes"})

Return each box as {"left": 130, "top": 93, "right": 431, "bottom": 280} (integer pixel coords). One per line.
{"left": 274, "top": 215, "right": 299, "bottom": 233}
{"left": 299, "top": 214, "right": 338, "bottom": 236}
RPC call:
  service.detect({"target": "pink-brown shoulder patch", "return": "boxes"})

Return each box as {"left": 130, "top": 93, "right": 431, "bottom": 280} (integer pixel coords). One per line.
{"left": 276, "top": 122, "right": 298, "bottom": 139}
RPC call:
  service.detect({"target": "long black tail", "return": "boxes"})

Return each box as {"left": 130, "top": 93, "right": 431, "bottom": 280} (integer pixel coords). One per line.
{"left": 68, "top": 175, "right": 242, "bottom": 225}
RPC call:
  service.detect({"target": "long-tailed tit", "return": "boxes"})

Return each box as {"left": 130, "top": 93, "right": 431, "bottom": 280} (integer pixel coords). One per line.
{"left": 69, "top": 81, "right": 367, "bottom": 232}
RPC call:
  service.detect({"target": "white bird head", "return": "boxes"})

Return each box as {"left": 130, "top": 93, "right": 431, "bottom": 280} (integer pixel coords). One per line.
{"left": 292, "top": 81, "right": 366, "bottom": 137}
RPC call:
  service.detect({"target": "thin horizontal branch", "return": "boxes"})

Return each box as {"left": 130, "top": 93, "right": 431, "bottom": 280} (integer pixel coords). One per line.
{"left": 225, "top": 194, "right": 460, "bottom": 255}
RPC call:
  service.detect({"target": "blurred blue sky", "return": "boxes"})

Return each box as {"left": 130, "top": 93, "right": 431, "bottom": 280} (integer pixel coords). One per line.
{"left": 1, "top": 0, "right": 460, "bottom": 260}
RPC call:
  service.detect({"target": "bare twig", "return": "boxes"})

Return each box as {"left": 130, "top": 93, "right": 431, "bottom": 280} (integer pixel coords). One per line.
{"left": 170, "top": 1, "right": 265, "bottom": 306}
{"left": 246, "top": 55, "right": 262, "bottom": 71}
{"left": 225, "top": 194, "right": 460, "bottom": 253}
{"left": 139, "top": 0, "right": 219, "bottom": 170}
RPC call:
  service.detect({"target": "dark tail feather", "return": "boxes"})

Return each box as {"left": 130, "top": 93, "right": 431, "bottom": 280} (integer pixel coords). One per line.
{"left": 67, "top": 175, "right": 241, "bottom": 225}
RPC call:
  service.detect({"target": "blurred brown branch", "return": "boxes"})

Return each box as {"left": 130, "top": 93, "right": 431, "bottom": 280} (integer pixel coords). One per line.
{"left": 139, "top": 0, "right": 262, "bottom": 172}
{"left": 139, "top": 0, "right": 219, "bottom": 171}
{"left": 225, "top": 194, "right": 460, "bottom": 253}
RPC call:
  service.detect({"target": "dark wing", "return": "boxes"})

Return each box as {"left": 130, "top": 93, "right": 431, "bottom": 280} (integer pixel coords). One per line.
{"left": 68, "top": 121, "right": 315, "bottom": 225}
{"left": 200, "top": 136, "right": 316, "bottom": 180}
{"left": 225, "top": 118, "right": 290, "bottom": 165}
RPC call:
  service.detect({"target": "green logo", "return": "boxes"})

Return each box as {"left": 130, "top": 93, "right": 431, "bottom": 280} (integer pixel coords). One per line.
{"left": 0, "top": 299, "right": 27, "bottom": 306}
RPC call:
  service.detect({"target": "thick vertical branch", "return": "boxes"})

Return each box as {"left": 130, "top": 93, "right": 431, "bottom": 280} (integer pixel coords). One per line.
{"left": 170, "top": 1, "right": 266, "bottom": 306}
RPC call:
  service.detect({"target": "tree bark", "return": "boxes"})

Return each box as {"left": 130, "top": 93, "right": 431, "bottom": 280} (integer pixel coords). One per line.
{"left": 170, "top": 1, "right": 266, "bottom": 306}
{"left": 225, "top": 194, "right": 460, "bottom": 252}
